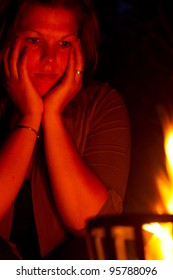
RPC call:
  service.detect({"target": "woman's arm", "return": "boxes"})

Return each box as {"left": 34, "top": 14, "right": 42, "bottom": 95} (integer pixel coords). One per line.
{"left": 42, "top": 41, "right": 130, "bottom": 230}
{"left": 42, "top": 113, "right": 108, "bottom": 230}
{"left": 42, "top": 85, "right": 130, "bottom": 231}
{"left": 0, "top": 114, "right": 41, "bottom": 220}
{"left": 0, "top": 38, "right": 43, "bottom": 219}
{"left": 83, "top": 85, "right": 131, "bottom": 216}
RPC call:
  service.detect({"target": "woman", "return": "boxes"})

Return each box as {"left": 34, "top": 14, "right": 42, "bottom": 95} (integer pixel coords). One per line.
{"left": 0, "top": 0, "right": 130, "bottom": 259}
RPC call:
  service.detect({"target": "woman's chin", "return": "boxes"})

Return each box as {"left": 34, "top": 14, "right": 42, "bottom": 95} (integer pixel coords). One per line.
{"left": 34, "top": 82, "right": 55, "bottom": 97}
{"left": 31, "top": 75, "right": 61, "bottom": 97}
{"left": 37, "top": 87, "right": 50, "bottom": 97}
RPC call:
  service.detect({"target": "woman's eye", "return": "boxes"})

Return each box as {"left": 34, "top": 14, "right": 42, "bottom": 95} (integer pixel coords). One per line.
{"left": 58, "top": 41, "right": 72, "bottom": 48}
{"left": 25, "top": 37, "right": 41, "bottom": 45}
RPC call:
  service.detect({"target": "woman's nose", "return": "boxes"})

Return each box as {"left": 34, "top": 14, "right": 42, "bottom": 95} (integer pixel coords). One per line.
{"left": 40, "top": 46, "right": 57, "bottom": 64}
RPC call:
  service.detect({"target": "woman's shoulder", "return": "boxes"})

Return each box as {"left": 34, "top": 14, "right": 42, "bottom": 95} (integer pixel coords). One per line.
{"left": 65, "top": 81, "right": 127, "bottom": 118}
{"left": 81, "top": 80, "right": 124, "bottom": 103}
{"left": 84, "top": 80, "right": 118, "bottom": 93}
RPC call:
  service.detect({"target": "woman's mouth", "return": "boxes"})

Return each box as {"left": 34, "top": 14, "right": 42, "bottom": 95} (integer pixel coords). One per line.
{"left": 30, "top": 73, "right": 60, "bottom": 96}
{"left": 34, "top": 73, "right": 59, "bottom": 80}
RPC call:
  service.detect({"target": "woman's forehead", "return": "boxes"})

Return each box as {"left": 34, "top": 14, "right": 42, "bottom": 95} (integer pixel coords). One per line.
{"left": 18, "top": 4, "right": 78, "bottom": 34}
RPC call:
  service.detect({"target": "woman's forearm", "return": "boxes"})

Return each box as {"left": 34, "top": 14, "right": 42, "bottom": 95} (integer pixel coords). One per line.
{"left": 0, "top": 114, "right": 41, "bottom": 220}
{"left": 42, "top": 114, "right": 108, "bottom": 230}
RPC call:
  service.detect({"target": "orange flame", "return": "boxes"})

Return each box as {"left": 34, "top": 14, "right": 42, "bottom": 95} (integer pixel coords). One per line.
{"left": 156, "top": 119, "right": 173, "bottom": 213}
{"left": 142, "top": 222, "right": 173, "bottom": 259}
{"left": 143, "top": 111, "right": 173, "bottom": 259}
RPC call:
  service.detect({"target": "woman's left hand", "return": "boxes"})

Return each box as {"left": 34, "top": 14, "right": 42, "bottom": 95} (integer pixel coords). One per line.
{"left": 43, "top": 39, "right": 84, "bottom": 116}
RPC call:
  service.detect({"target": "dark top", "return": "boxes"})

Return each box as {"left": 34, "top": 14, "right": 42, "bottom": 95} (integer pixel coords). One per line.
{"left": 10, "top": 180, "right": 40, "bottom": 259}
{"left": 0, "top": 82, "right": 131, "bottom": 257}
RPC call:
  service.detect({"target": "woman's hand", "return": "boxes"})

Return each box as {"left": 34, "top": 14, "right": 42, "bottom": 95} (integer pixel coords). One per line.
{"left": 43, "top": 39, "right": 84, "bottom": 116}
{"left": 3, "top": 38, "right": 43, "bottom": 118}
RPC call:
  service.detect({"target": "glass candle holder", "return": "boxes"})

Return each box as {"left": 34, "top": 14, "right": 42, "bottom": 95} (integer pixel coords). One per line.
{"left": 86, "top": 214, "right": 173, "bottom": 260}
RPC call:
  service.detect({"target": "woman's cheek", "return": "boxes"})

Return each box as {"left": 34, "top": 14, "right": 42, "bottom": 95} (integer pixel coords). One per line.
{"left": 28, "top": 47, "right": 41, "bottom": 57}
{"left": 20, "top": 40, "right": 34, "bottom": 49}
{"left": 26, "top": 50, "right": 41, "bottom": 72}
{"left": 57, "top": 49, "right": 70, "bottom": 70}
{"left": 19, "top": 42, "right": 41, "bottom": 63}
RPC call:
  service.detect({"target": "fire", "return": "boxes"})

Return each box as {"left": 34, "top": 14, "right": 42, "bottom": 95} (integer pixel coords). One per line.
{"left": 156, "top": 117, "right": 173, "bottom": 213}
{"left": 143, "top": 111, "right": 173, "bottom": 259}
{"left": 142, "top": 222, "right": 173, "bottom": 259}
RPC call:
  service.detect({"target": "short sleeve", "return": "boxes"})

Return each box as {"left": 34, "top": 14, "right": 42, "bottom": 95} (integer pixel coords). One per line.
{"left": 82, "top": 84, "right": 131, "bottom": 215}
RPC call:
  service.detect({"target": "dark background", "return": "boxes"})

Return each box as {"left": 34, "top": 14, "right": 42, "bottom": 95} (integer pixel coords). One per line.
{"left": 93, "top": 0, "right": 173, "bottom": 213}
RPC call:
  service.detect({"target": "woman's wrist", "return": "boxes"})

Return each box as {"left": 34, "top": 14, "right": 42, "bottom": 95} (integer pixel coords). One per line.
{"left": 14, "top": 125, "right": 40, "bottom": 138}
{"left": 16, "top": 113, "right": 43, "bottom": 132}
{"left": 42, "top": 109, "right": 63, "bottom": 126}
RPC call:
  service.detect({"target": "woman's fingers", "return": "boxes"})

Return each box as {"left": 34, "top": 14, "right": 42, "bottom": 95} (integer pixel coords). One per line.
{"left": 65, "top": 39, "right": 84, "bottom": 84}
{"left": 75, "top": 39, "right": 84, "bottom": 83}
{"left": 4, "top": 38, "right": 21, "bottom": 80}
{"left": 10, "top": 39, "right": 21, "bottom": 79}
{"left": 3, "top": 48, "right": 10, "bottom": 78}
{"left": 18, "top": 46, "right": 29, "bottom": 81}
{"left": 3, "top": 38, "right": 31, "bottom": 87}
{"left": 64, "top": 46, "right": 76, "bottom": 84}
{"left": 75, "top": 40, "right": 84, "bottom": 70}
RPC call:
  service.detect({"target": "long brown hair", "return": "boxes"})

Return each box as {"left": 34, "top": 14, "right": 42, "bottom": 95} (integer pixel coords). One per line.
{"left": 0, "top": 0, "right": 99, "bottom": 73}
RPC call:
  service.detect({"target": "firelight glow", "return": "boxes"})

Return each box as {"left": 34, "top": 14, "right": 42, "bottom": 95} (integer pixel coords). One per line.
{"left": 142, "top": 222, "right": 173, "bottom": 259}
{"left": 143, "top": 113, "right": 173, "bottom": 260}
{"left": 156, "top": 117, "right": 173, "bottom": 214}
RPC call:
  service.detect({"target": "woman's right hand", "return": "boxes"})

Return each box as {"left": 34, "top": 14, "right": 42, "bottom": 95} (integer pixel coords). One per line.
{"left": 3, "top": 38, "right": 43, "bottom": 119}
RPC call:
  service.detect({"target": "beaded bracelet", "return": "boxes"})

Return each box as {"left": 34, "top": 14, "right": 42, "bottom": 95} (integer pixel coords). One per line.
{"left": 15, "top": 125, "right": 40, "bottom": 138}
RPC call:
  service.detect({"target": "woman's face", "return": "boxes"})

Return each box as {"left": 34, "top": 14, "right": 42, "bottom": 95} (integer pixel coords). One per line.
{"left": 16, "top": 4, "right": 78, "bottom": 96}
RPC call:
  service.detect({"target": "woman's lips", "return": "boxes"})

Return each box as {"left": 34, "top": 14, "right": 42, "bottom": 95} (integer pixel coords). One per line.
{"left": 34, "top": 73, "right": 59, "bottom": 80}
{"left": 30, "top": 73, "right": 60, "bottom": 96}
{"left": 32, "top": 73, "right": 60, "bottom": 89}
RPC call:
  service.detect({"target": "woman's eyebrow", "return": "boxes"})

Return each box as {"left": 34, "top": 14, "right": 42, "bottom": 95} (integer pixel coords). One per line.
{"left": 57, "top": 34, "right": 78, "bottom": 40}
{"left": 16, "top": 29, "right": 40, "bottom": 35}
{"left": 16, "top": 30, "right": 77, "bottom": 39}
